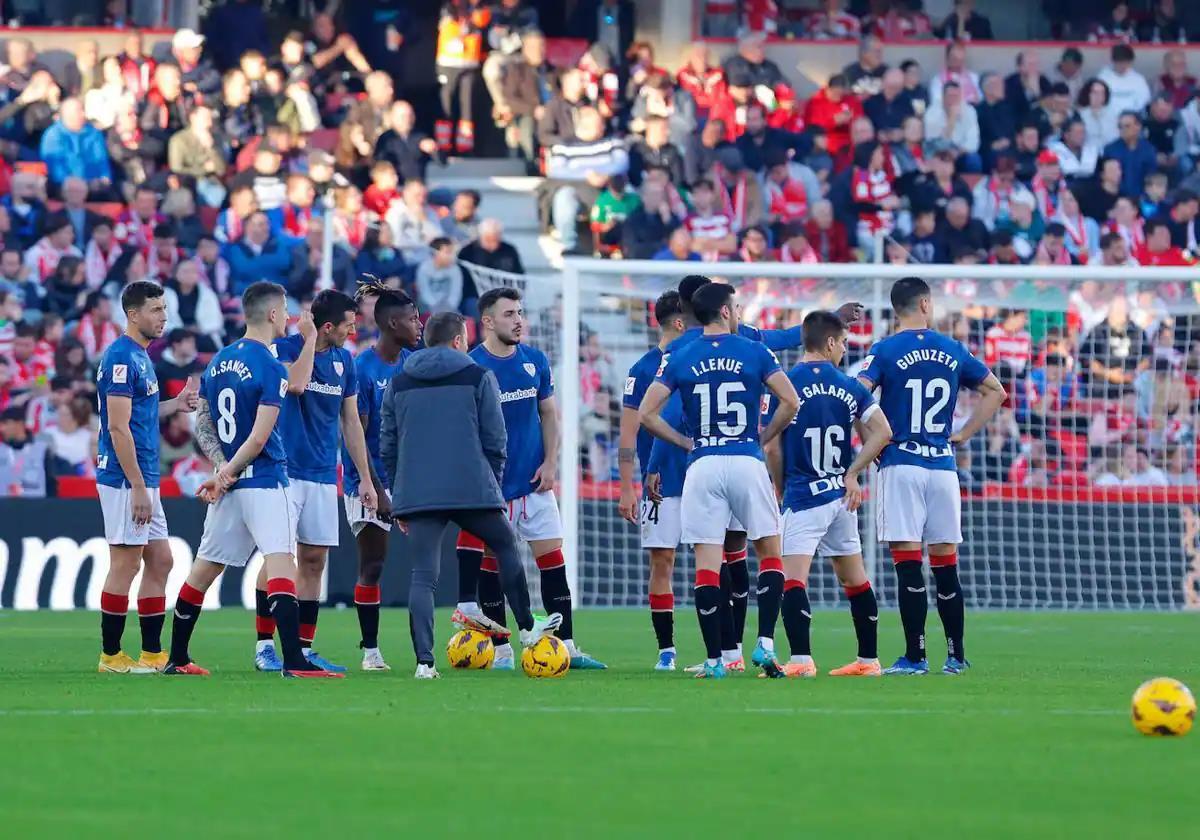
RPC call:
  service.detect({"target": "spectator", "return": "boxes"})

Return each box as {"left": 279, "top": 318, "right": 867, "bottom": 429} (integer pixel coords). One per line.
{"left": 414, "top": 237, "right": 465, "bottom": 314}
{"left": 25, "top": 214, "right": 81, "bottom": 283}
{"left": 1158, "top": 49, "right": 1196, "bottom": 111}
{"left": 544, "top": 107, "right": 629, "bottom": 255}
{"left": 972, "top": 156, "right": 1032, "bottom": 230}
{"left": 375, "top": 100, "right": 437, "bottom": 186}
{"left": 936, "top": 0, "right": 993, "bottom": 40}
{"left": 75, "top": 291, "right": 119, "bottom": 361}
{"left": 941, "top": 195, "right": 991, "bottom": 255}
{"left": 145, "top": 223, "right": 186, "bottom": 284}
{"left": 538, "top": 69, "right": 587, "bottom": 148}
{"left": 975, "top": 73, "right": 1015, "bottom": 170}
{"left": 226, "top": 211, "right": 291, "bottom": 295}
{"left": 889, "top": 114, "right": 928, "bottom": 179}
{"left": 930, "top": 41, "right": 980, "bottom": 106}
{"left": 164, "top": 261, "right": 222, "bottom": 353}
{"left": 0, "top": 405, "right": 48, "bottom": 498}
{"left": 482, "top": 0, "right": 540, "bottom": 113}
{"left": 140, "top": 63, "right": 192, "bottom": 153}
{"left": 434, "top": 1, "right": 487, "bottom": 156}
{"left": 363, "top": 160, "right": 401, "bottom": 220}
{"left": 710, "top": 147, "right": 764, "bottom": 232}
{"left": 1047, "top": 118, "right": 1099, "bottom": 180}
{"left": 1138, "top": 0, "right": 1187, "bottom": 45}
{"left": 1161, "top": 190, "right": 1199, "bottom": 250}
{"left": 45, "top": 394, "right": 95, "bottom": 478}
{"left": 60, "top": 177, "right": 107, "bottom": 250}
{"left": 1163, "top": 444, "right": 1197, "bottom": 486}
{"left": 107, "top": 105, "right": 165, "bottom": 197}
{"left": 1029, "top": 82, "right": 1075, "bottom": 143}
{"left": 498, "top": 32, "right": 553, "bottom": 169}
{"left": 1080, "top": 295, "right": 1152, "bottom": 398}
{"left": 1092, "top": 1, "right": 1137, "bottom": 43}
{"left": 1077, "top": 156, "right": 1124, "bottom": 222}
{"left": 167, "top": 105, "right": 228, "bottom": 206}
{"left": 230, "top": 144, "right": 287, "bottom": 214}
{"left": 84, "top": 56, "right": 129, "bottom": 131}
{"left": 589, "top": 175, "right": 639, "bottom": 255}
{"left": 721, "top": 32, "right": 785, "bottom": 90}
{"left": 1, "top": 172, "right": 45, "bottom": 251}
{"left": 683, "top": 178, "right": 736, "bottom": 260}
{"left": 1104, "top": 112, "right": 1158, "bottom": 198}
{"left": 386, "top": 179, "right": 444, "bottom": 267}
{"left": 1136, "top": 356, "right": 1193, "bottom": 450}
{"left": 924, "top": 81, "right": 980, "bottom": 164}
{"left": 804, "top": 0, "right": 862, "bottom": 39}
{"left": 38, "top": 98, "right": 113, "bottom": 197}
{"left": 631, "top": 114, "right": 686, "bottom": 186}
{"left": 441, "top": 190, "right": 483, "bottom": 246}
{"left": 1099, "top": 45, "right": 1151, "bottom": 115}
{"left": 842, "top": 35, "right": 887, "bottom": 100}
{"left": 865, "top": 68, "right": 915, "bottom": 144}
{"left": 218, "top": 68, "right": 262, "bottom": 158}
{"left": 850, "top": 141, "right": 898, "bottom": 249}
{"left": 996, "top": 191, "right": 1044, "bottom": 259}
{"left": 1095, "top": 446, "right": 1168, "bottom": 487}
{"left": 762, "top": 151, "right": 819, "bottom": 240}
{"left": 1136, "top": 217, "right": 1193, "bottom": 266}
{"left": 1055, "top": 187, "right": 1101, "bottom": 262}
{"left": 0, "top": 248, "right": 43, "bottom": 315}
{"left": 1004, "top": 51, "right": 1051, "bottom": 121}
{"left": 304, "top": 12, "right": 372, "bottom": 96}
{"left": 1052, "top": 47, "right": 1086, "bottom": 104}
{"left": 171, "top": 28, "right": 220, "bottom": 100}
{"left": 868, "top": 0, "right": 933, "bottom": 40}
{"left": 676, "top": 42, "right": 726, "bottom": 122}
{"left": 289, "top": 224, "right": 354, "bottom": 301}
{"left": 331, "top": 184, "right": 370, "bottom": 253}
{"left": 1145, "top": 94, "right": 1186, "bottom": 179}
{"left": 354, "top": 223, "right": 409, "bottom": 287}
{"left": 629, "top": 72, "right": 696, "bottom": 152}
{"left": 651, "top": 226, "right": 700, "bottom": 262}
{"left": 804, "top": 199, "right": 853, "bottom": 263}
{"left": 802, "top": 74, "right": 862, "bottom": 157}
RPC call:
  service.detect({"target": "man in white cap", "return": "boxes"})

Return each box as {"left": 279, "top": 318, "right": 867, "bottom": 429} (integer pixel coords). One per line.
{"left": 171, "top": 28, "right": 220, "bottom": 99}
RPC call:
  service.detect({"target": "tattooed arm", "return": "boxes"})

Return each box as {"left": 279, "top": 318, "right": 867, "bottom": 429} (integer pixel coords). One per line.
{"left": 195, "top": 397, "right": 226, "bottom": 468}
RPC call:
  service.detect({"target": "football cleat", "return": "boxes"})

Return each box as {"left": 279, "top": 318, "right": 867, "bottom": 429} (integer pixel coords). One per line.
{"left": 254, "top": 645, "right": 283, "bottom": 672}
{"left": 518, "top": 613, "right": 563, "bottom": 647}
{"left": 883, "top": 656, "right": 929, "bottom": 675}
{"left": 282, "top": 668, "right": 345, "bottom": 679}
{"left": 136, "top": 651, "right": 169, "bottom": 672}
{"left": 942, "top": 657, "right": 971, "bottom": 675}
{"left": 751, "top": 642, "right": 785, "bottom": 678}
{"left": 414, "top": 664, "right": 441, "bottom": 679}
{"left": 492, "top": 655, "right": 515, "bottom": 670}
{"left": 829, "top": 659, "right": 882, "bottom": 677}
{"left": 98, "top": 651, "right": 155, "bottom": 674}
{"left": 163, "top": 661, "right": 210, "bottom": 676}
{"left": 694, "top": 661, "right": 727, "bottom": 679}
{"left": 777, "top": 661, "right": 817, "bottom": 678}
{"left": 569, "top": 650, "right": 607, "bottom": 670}
{"left": 724, "top": 657, "right": 745, "bottom": 673}
{"left": 304, "top": 651, "right": 347, "bottom": 673}
{"left": 654, "top": 650, "right": 677, "bottom": 671}
{"left": 361, "top": 648, "right": 391, "bottom": 671}
{"left": 451, "top": 606, "right": 511, "bottom": 639}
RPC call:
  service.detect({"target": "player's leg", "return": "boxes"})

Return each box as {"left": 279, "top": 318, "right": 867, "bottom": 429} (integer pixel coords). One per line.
{"left": 354, "top": 522, "right": 390, "bottom": 671}
{"left": 293, "top": 481, "right": 343, "bottom": 671}
{"left": 98, "top": 544, "right": 150, "bottom": 673}
{"left": 731, "top": 456, "right": 786, "bottom": 677}
{"left": 722, "top": 530, "right": 750, "bottom": 662}
{"left": 877, "top": 466, "right": 930, "bottom": 675}
{"left": 926, "top": 469, "right": 968, "bottom": 674}
{"left": 778, "top": 552, "right": 816, "bottom": 677}
{"left": 641, "top": 495, "right": 680, "bottom": 671}
{"left": 681, "top": 458, "right": 736, "bottom": 679}
{"left": 252, "top": 563, "right": 280, "bottom": 671}
{"left": 828, "top": 553, "right": 881, "bottom": 676}
{"left": 476, "top": 550, "right": 515, "bottom": 667}
{"left": 450, "top": 531, "right": 510, "bottom": 638}
{"left": 133, "top": 537, "right": 172, "bottom": 671}
{"left": 164, "top": 559, "right": 224, "bottom": 674}
{"left": 404, "top": 513, "right": 451, "bottom": 679}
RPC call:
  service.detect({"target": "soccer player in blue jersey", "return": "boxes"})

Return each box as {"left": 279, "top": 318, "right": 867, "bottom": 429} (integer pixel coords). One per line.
{"left": 165, "top": 281, "right": 342, "bottom": 678}
{"left": 639, "top": 282, "right": 801, "bottom": 679}
{"left": 250, "top": 289, "right": 377, "bottom": 673}
{"left": 857, "top": 277, "right": 1006, "bottom": 676}
{"left": 761, "top": 311, "right": 893, "bottom": 677}
{"left": 95, "top": 281, "right": 200, "bottom": 673}
{"left": 343, "top": 281, "right": 423, "bottom": 671}
{"left": 456, "top": 286, "right": 606, "bottom": 670}
{"left": 616, "top": 290, "right": 687, "bottom": 670}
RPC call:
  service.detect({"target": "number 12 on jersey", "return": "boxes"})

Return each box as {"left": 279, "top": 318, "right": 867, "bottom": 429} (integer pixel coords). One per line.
{"left": 905, "top": 378, "right": 950, "bottom": 434}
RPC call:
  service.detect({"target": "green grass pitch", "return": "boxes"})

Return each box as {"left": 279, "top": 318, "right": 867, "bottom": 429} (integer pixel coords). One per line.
{"left": 1, "top": 608, "right": 1196, "bottom": 837}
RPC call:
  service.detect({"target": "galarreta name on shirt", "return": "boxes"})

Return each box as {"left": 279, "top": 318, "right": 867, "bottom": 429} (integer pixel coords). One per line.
{"left": 210, "top": 358, "right": 255, "bottom": 381}
{"left": 896, "top": 348, "right": 960, "bottom": 371}
{"left": 691, "top": 357, "right": 743, "bottom": 377}
{"left": 795, "top": 381, "right": 859, "bottom": 414}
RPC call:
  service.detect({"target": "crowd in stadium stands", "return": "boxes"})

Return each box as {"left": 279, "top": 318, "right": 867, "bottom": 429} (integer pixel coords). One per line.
{"left": 1, "top": 0, "right": 1199, "bottom": 497}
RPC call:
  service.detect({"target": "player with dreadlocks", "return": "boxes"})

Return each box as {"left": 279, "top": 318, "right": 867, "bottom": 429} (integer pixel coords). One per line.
{"left": 343, "top": 278, "right": 424, "bottom": 670}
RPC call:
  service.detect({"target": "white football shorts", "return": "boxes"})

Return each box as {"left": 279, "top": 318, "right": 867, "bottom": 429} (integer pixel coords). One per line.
{"left": 782, "top": 497, "right": 862, "bottom": 558}
{"left": 875, "top": 464, "right": 963, "bottom": 545}
{"left": 97, "top": 484, "right": 168, "bottom": 546}
{"left": 681, "top": 455, "right": 780, "bottom": 545}
{"left": 344, "top": 491, "right": 391, "bottom": 536}
{"left": 288, "top": 478, "right": 340, "bottom": 547}
{"left": 640, "top": 496, "right": 681, "bottom": 549}
{"left": 504, "top": 490, "right": 563, "bottom": 542}
{"left": 197, "top": 486, "right": 295, "bottom": 567}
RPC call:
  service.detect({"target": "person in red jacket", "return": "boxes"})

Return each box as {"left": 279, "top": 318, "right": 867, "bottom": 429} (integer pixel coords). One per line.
{"left": 801, "top": 73, "right": 862, "bottom": 155}
{"left": 804, "top": 198, "right": 853, "bottom": 262}
{"left": 676, "top": 42, "right": 726, "bottom": 120}
{"left": 707, "top": 70, "right": 759, "bottom": 142}
{"left": 1136, "top": 218, "right": 1196, "bottom": 266}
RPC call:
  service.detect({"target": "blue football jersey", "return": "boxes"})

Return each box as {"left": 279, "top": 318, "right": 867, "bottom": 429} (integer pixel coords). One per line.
{"left": 96, "top": 334, "right": 161, "bottom": 489}
{"left": 676, "top": 323, "right": 804, "bottom": 353}
{"left": 470, "top": 343, "right": 554, "bottom": 501}
{"left": 342, "top": 346, "right": 411, "bottom": 497}
{"left": 766, "top": 360, "right": 877, "bottom": 512}
{"left": 645, "top": 392, "right": 688, "bottom": 498}
{"left": 656, "top": 332, "right": 780, "bottom": 463}
{"left": 201, "top": 338, "right": 289, "bottom": 490}
{"left": 622, "top": 346, "right": 663, "bottom": 484}
{"left": 273, "top": 334, "right": 358, "bottom": 484}
{"left": 858, "top": 329, "right": 989, "bottom": 471}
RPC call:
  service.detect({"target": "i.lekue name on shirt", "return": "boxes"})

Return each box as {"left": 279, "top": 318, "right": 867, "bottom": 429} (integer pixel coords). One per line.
{"left": 499, "top": 386, "right": 538, "bottom": 403}
{"left": 690, "top": 358, "right": 743, "bottom": 376}
{"left": 896, "top": 348, "right": 960, "bottom": 371}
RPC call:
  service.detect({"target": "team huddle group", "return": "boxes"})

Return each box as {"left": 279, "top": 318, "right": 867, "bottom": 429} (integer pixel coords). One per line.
{"left": 89, "top": 265, "right": 1003, "bottom": 680}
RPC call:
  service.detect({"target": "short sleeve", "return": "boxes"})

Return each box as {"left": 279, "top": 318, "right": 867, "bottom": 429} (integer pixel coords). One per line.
{"left": 272, "top": 334, "right": 301, "bottom": 364}
{"left": 758, "top": 343, "right": 781, "bottom": 381}
{"left": 852, "top": 379, "right": 877, "bottom": 420}
{"left": 537, "top": 352, "right": 554, "bottom": 400}
{"left": 654, "top": 352, "right": 678, "bottom": 392}
{"left": 260, "top": 359, "right": 288, "bottom": 407}
{"left": 622, "top": 361, "right": 651, "bottom": 410}
{"left": 102, "top": 347, "right": 135, "bottom": 398}
{"left": 356, "top": 375, "right": 374, "bottom": 417}
{"left": 342, "top": 350, "right": 358, "bottom": 398}
{"left": 959, "top": 350, "right": 990, "bottom": 389}
{"left": 858, "top": 349, "right": 882, "bottom": 388}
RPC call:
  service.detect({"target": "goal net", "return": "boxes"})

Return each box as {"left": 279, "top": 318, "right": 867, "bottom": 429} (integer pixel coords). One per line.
{"left": 461, "top": 257, "right": 1200, "bottom": 611}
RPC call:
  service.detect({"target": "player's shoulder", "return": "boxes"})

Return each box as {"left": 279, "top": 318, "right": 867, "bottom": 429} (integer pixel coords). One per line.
{"left": 100, "top": 334, "right": 133, "bottom": 366}
{"left": 517, "top": 342, "right": 550, "bottom": 367}
{"left": 737, "top": 323, "right": 763, "bottom": 341}
{"left": 630, "top": 345, "right": 663, "bottom": 376}
{"left": 272, "top": 333, "right": 302, "bottom": 358}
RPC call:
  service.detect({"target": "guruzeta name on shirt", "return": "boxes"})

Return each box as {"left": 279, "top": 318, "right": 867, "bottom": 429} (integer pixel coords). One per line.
{"left": 895, "top": 348, "right": 960, "bottom": 370}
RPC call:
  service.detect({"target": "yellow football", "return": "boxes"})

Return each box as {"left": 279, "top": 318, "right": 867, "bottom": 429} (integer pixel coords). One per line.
{"left": 446, "top": 629, "right": 495, "bottom": 669}
{"left": 521, "top": 636, "right": 570, "bottom": 678}
{"left": 1131, "top": 677, "right": 1195, "bottom": 737}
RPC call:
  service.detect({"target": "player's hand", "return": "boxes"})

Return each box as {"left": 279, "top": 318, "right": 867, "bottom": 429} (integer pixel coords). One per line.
{"left": 836, "top": 301, "right": 865, "bottom": 326}
{"left": 297, "top": 309, "right": 317, "bottom": 342}
{"left": 646, "top": 472, "right": 663, "bottom": 503}
{"left": 360, "top": 483, "right": 378, "bottom": 512}
{"left": 374, "top": 487, "right": 392, "bottom": 520}
{"left": 618, "top": 484, "right": 638, "bottom": 524}
{"left": 392, "top": 516, "right": 409, "bottom": 534}
{"left": 130, "top": 486, "right": 152, "bottom": 525}
{"left": 177, "top": 376, "right": 200, "bottom": 412}
{"left": 950, "top": 430, "right": 966, "bottom": 445}
{"left": 216, "top": 463, "right": 239, "bottom": 490}
{"left": 532, "top": 461, "right": 555, "bottom": 493}
{"left": 843, "top": 472, "right": 863, "bottom": 512}
{"left": 198, "top": 476, "right": 224, "bottom": 504}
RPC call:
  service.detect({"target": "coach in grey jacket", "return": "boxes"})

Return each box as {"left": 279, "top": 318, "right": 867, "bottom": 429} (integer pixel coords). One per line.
{"left": 379, "top": 311, "right": 543, "bottom": 675}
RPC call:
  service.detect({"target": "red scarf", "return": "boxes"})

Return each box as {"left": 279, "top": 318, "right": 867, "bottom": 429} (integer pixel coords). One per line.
{"left": 1031, "top": 174, "right": 1064, "bottom": 219}
{"left": 1057, "top": 211, "right": 1091, "bottom": 262}
{"left": 714, "top": 168, "right": 748, "bottom": 231}
{"left": 283, "top": 204, "right": 314, "bottom": 238}
{"left": 764, "top": 176, "right": 807, "bottom": 224}
{"left": 1104, "top": 219, "right": 1145, "bottom": 255}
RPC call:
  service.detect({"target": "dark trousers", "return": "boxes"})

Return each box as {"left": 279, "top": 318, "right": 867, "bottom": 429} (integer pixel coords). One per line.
{"left": 404, "top": 507, "right": 533, "bottom": 665}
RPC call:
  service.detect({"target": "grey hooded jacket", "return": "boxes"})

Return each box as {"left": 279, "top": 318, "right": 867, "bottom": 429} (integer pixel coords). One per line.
{"left": 379, "top": 346, "right": 507, "bottom": 516}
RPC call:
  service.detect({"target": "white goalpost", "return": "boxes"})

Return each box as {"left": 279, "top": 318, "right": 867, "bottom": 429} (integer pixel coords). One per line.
{"left": 462, "top": 257, "right": 1200, "bottom": 611}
